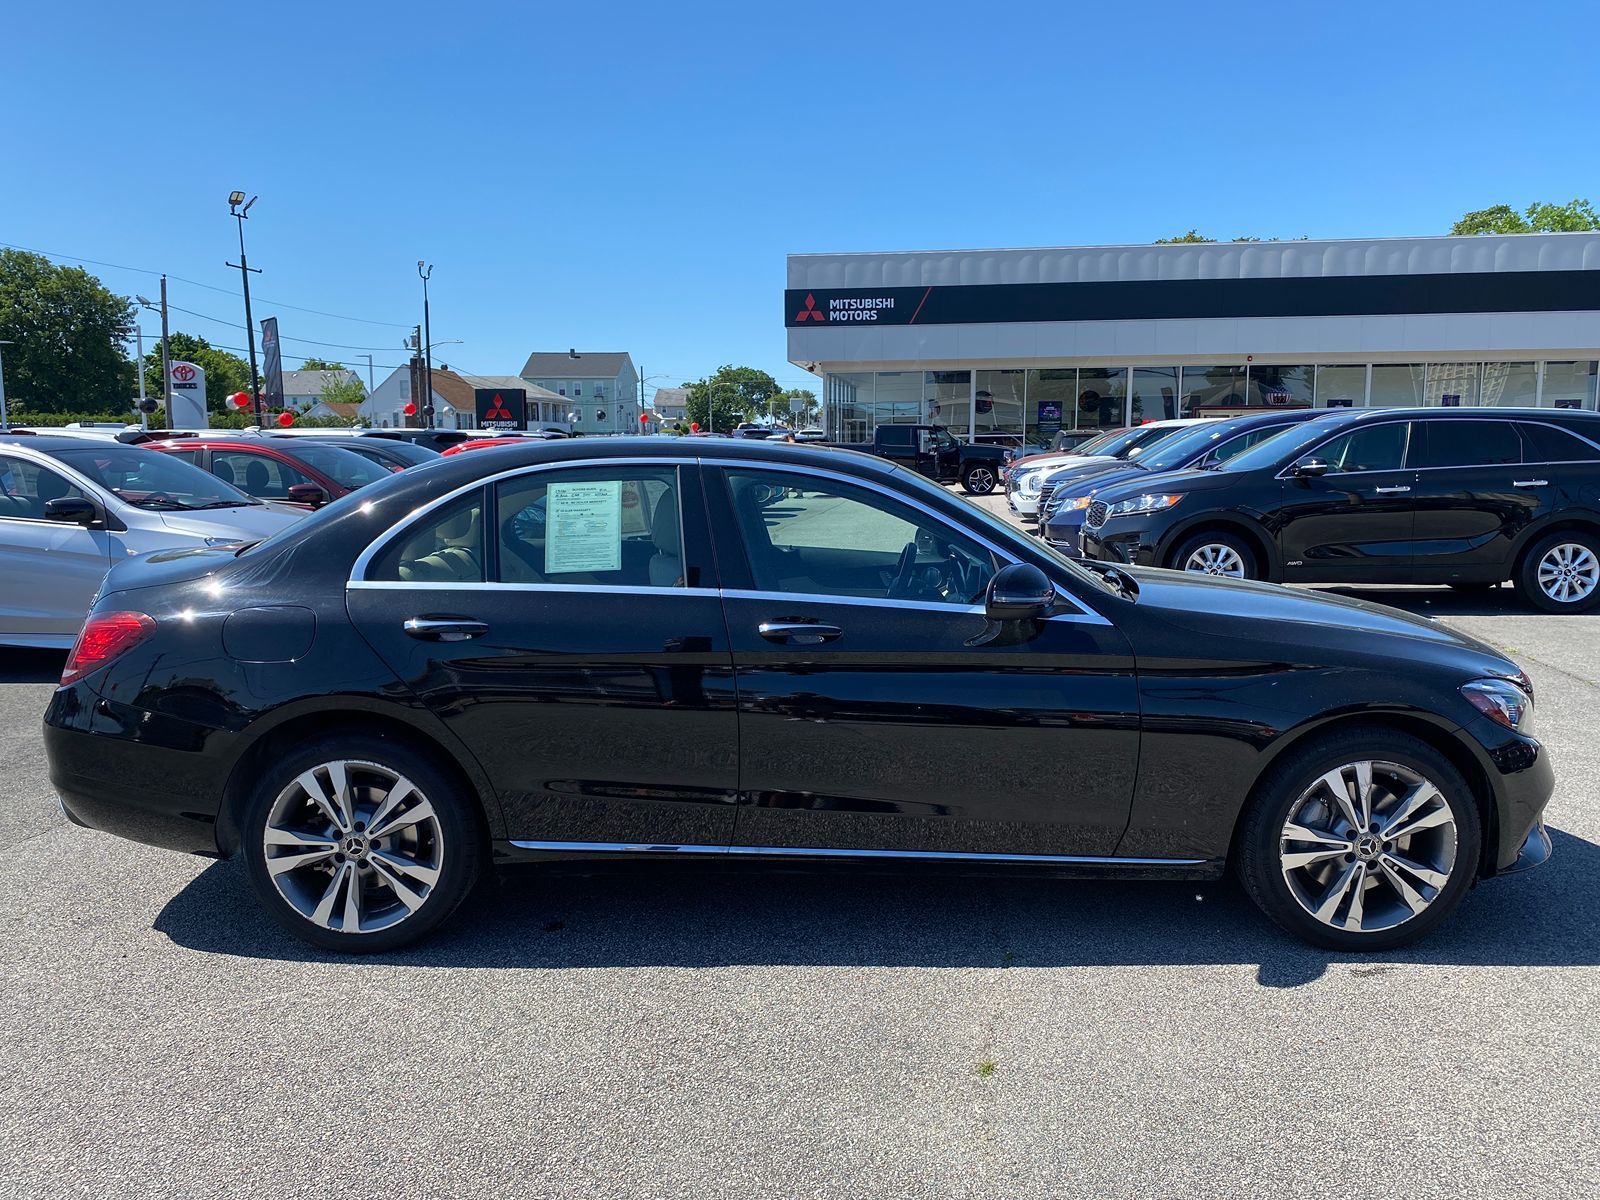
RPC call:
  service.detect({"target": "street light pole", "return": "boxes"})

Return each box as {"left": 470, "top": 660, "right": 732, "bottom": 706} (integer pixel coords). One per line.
{"left": 137, "top": 279, "right": 173, "bottom": 428}
{"left": 227, "top": 192, "right": 263, "bottom": 424}
{"left": 418, "top": 262, "right": 434, "bottom": 430}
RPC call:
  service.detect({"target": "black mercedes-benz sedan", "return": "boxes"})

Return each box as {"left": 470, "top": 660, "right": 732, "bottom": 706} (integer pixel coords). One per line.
{"left": 44, "top": 438, "right": 1553, "bottom": 952}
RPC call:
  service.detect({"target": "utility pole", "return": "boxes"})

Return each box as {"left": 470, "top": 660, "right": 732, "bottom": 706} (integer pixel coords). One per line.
{"left": 0, "top": 340, "right": 11, "bottom": 432}
{"left": 135, "top": 326, "right": 148, "bottom": 430}
{"left": 158, "top": 275, "right": 172, "bottom": 428}
{"left": 356, "top": 353, "right": 374, "bottom": 392}
{"left": 227, "top": 192, "right": 263, "bottom": 424}
{"left": 418, "top": 262, "right": 435, "bottom": 430}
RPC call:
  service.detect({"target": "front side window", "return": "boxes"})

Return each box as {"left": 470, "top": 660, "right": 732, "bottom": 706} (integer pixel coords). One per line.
{"left": 724, "top": 469, "right": 996, "bottom": 605}
{"left": 1414, "top": 420, "right": 1521, "bottom": 469}
{"left": 497, "top": 466, "right": 684, "bottom": 587}
{"left": 211, "top": 450, "right": 314, "bottom": 499}
{"left": 1315, "top": 423, "right": 1411, "bottom": 473}
{"left": 0, "top": 455, "right": 88, "bottom": 520}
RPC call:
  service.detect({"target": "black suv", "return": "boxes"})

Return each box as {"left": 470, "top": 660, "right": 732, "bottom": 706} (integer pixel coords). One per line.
{"left": 1080, "top": 407, "right": 1600, "bottom": 613}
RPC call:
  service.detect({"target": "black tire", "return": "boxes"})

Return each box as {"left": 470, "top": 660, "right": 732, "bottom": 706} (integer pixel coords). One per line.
{"left": 1236, "top": 726, "right": 1482, "bottom": 951}
{"left": 241, "top": 732, "right": 485, "bottom": 953}
{"left": 1168, "top": 530, "right": 1260, "bottom": 580}
{"left": 962, "top": 464, "right": 998, "bottom": 495}
{"left": 1515, "top": 530, "right": 1600, "bottom": 614}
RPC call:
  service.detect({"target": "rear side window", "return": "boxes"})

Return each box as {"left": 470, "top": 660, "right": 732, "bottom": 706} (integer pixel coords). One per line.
{"left": 496, "top": 466, "right": 684, "bottom": 587}
{"left": 1518, "top": 422, "right": 1600, "bottom": 464}
{"left": 212, "top": 450, "right": 314, "bottom": 498}
{"left": 1414, "top": 420, "right": 1521, "bottom": 469}
{"left": 1314, "top": 423, "right": 1411, "bottom": 473}
{"left": 368, "top": 491, "right": 485, "bottom": 583}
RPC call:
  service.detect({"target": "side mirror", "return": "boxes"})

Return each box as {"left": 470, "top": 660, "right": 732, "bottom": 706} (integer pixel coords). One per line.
{"left": 986, "top": 562, "right": 1055, "bottom": 621}
{"left": 286, "top": 483, "right": 329, "bottom": 507}
{"left": 43, "top": 496, "right": 100, "bottom": 527}
{"left": 1292, "top": 457, "right": 1330, "bottom": 478}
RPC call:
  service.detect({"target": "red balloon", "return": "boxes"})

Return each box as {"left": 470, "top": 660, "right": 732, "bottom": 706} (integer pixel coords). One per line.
{"left": 229, "top": 391, "right": 251, "bottom": 410}
{"left": 276, "top": 411, "right": 294, "bottom": 428}
{"left": 638, "top": 412, "right": 649, "bottom": 424}
{"left": 690, "top": 422, "right": 700, "bottom": 432}
{"left": 403, "top": 402, "right": 417, "bottom": 416}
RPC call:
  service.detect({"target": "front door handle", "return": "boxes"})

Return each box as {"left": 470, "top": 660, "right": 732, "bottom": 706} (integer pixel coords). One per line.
{"left": 1513, "top": 479, "right": 1549, "bottom": 489}
{"left": 758, "top": 621, "right": 843, "bottom": 645}
{"left": 404, "top": 616, "right": 489, "bottom": 642}
{"left": 1374, "top": 485, "right": 1412, "bottom": 494}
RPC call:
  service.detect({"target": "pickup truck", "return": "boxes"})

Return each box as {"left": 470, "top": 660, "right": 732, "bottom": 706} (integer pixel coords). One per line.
{"left": 833, "top": 424, "right": 1005, "bottom": 494}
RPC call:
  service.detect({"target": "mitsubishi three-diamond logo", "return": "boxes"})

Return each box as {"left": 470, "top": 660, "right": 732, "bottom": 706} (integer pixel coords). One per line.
{"left": 485, "top": 393, "right": 513, "bottom": 420}
{"left": 794, "top": 293, "right": 826, "bottom": 322}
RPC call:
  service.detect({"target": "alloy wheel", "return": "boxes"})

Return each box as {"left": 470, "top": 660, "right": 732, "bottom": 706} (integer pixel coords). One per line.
{"left": 967, "top": 468, "right": 996, "bottom": 493}
{"left": 1279, "top": 760, "right": 1458, "bottom": 934}
{"left": 262, "top": 760, "right": 444, "bottom": 936}
{"left": 1183, "top": 543, "right": 1246, "bottom": 577}
{"left": 1536, "top": 542, "right": 1599, "bottom": 605}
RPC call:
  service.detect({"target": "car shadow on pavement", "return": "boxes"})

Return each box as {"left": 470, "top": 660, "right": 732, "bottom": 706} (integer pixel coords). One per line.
{"left": 154, "top": 827, "right": 1598, "bottom": 988}
{"left": 0, "top": 648, "right": 67, "bottom": 684}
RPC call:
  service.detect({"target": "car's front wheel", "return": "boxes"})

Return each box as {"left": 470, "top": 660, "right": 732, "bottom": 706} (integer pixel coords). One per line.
{"left": 1236, "top": 728, "right": 1481, "bottom": 950}
{"left": 1170, "top": 531, "right": 1260, "bottom": 580}
{"left": 1517, "top": 531, "right": 1600, "bottom": 614}
{"left": 962, "top": 464, "right": 997, "bottom": 495}
{"left": 241, "top": 733, "right": 484, "bottom": 952}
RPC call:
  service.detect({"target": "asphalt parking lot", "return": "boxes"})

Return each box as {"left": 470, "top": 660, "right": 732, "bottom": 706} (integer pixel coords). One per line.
{"left": 2, "top": 506, "right": 1599, "bottom": 1197}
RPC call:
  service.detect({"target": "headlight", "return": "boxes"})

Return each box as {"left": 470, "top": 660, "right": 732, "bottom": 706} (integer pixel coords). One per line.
{"left": 1069, "top": 495, "right": 1094, "bottom": 510}
{"left": 1106, "top": 493, "right": 1184, "bottom": 517}
{"left": 1020, "top": 471, "right": 1044, "bottom": 495}
{"left": 1461, "top": 676, "right": 1535, "bottom": 734}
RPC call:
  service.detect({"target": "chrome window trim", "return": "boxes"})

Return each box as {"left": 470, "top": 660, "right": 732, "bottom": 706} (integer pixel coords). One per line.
{"left": 508, "top": 839, "right": 1205, "bottom": 867}
{"left": 348, "top": 580, "right": 720, "bottom": 596}
{"left": 1273, "top": 415, "right": 1600, "bottom": 479}
{"left": 346, "top": 452, "right": 1111, "bottom": 625}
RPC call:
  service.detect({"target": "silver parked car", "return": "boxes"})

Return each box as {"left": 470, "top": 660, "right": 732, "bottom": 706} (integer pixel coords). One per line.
{"left": 0, "top": 436, "right": 307, "bottom": 649}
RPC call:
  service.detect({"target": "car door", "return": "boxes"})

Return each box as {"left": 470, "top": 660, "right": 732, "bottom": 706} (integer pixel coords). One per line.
{"left": 0, "top": 453, "right": 114, "bottom": 646}
{"left": 1406, "top": 418, "right": 1530, "bottom": 581}
{"left": 1276, "top": 420, "right": 1418, "bottom": 583}
{"left": 345, "top": 460, "right": 740, "bottom": 848}
{"left": 707, "top": 463, "right": 1140, "bottom": 858}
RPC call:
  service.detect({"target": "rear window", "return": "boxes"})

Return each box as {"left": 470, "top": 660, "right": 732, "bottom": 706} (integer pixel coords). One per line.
{"left": 1414, "top": 420, "right": 1521, "bottom": 469}
{"left": 1518, "top": 422, "right": 1600, "bottom": 464}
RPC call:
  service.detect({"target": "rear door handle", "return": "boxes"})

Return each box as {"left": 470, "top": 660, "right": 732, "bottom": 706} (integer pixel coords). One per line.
{"left": 1374, "top": 485, "right": 1412, "bottom": 494}
{"left": 758, "top": 621, "right": 843, "bottom": 645}
{"left": 1513, "top": 479, "right": 1548, "bottom": 488}
{"left": 404, "top": 616, "right": 489, "bottom": 642}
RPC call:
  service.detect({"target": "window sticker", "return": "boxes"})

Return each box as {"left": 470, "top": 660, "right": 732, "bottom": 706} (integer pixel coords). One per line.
{"left": 545, "top": 480, "right": 622, "bottom": 574}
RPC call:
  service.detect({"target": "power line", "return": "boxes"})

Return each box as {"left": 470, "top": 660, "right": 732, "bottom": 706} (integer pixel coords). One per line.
{"left": 164, "top": 302, "right": 410, "bottom": 351}
{"left": 0, "top": 239, "right": 411, "bottom": 329}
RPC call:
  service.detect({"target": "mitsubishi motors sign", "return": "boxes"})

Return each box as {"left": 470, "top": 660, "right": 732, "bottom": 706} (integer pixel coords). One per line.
{"left": 474, "top": 388, "right": 526, "bottom": 431}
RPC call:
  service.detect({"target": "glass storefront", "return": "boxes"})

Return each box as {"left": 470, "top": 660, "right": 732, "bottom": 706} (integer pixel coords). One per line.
{"left": 822, "top": 360, "right": 1598, "bottom": 441}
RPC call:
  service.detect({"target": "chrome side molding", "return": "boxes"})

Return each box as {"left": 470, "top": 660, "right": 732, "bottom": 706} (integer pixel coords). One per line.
{"left": 508, "top": 840, "right": 1205, "bottom": 867}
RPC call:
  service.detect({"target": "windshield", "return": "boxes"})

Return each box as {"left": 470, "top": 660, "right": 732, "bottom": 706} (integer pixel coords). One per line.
{"left": 1116, "top": 424, "right": 1190, "bottom": 459}
{"left": 1069, "top": 428, "right": 1127, "bottom": 456}
{"left": 45, "top": 443, "right": 260, "bottom": 510}
{"left": 1134, "top": 421, "right": 1249, "bottom": 472}
{"left": 288, "top": 442, "right": 395, "bottom": 489}
{"left": 1218, "top": 414, "right": 1353, "bottom": 473}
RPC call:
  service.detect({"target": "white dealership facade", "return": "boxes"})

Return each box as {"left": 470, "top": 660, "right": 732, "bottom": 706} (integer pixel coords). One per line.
{"left": 786, "top": 232, "right": 1600, "bottom": 443}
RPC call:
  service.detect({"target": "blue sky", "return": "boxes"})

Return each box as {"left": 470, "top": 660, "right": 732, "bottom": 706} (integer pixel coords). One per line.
{"left": 2, "top": 0, "right": 1594, "bottom": 401}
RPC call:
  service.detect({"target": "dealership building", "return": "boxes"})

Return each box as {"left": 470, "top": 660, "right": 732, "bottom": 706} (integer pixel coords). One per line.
{"left": 786, "top": 232, "right": 1600, "bottom": 443}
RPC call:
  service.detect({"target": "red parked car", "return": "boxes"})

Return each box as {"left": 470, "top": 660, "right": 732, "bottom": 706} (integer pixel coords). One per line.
{"left": 439, "top": 437, "right": 525, "bottom": 456}
{"left": 145, "top": 436, "right": 392, "bottom": 509}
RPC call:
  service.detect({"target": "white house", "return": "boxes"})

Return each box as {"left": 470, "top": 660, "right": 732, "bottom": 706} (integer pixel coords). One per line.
{"left": 280, "top": 369, "right": 364, "bottom": 413}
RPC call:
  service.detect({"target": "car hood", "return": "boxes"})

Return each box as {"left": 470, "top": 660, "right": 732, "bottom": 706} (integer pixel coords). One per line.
{"left": 1120, "top": 566, "right": 1518, "bottom": 679}
{"left": 1019, "top": 452, "right": 1116, "bottom": 477}
{"left": 1090, "top": 466, "right": 1237, "bottom": 504}
{"left": 154, "top": 504, "right": 305, "bottom": 541}
{"left": 1043, "top": 458, "right": 1147, "bottom": 488}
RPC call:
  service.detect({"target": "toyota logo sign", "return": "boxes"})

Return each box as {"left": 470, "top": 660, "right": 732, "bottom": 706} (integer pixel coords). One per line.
{"left": 172, "top": 364, "right": 196, "bottom": 382}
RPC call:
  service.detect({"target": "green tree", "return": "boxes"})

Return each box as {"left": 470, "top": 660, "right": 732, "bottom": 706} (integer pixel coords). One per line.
{"left": 299, "top": 357, "right": 345, "bottom": 371}
{"left": 141, "top": 332, "right": 251, "bottom": 411}
{"left": 772, "top": 387, "right": 818, "bottom": 424}
{"left": 1451, "top": 199, "right": 1600, "bottom": 235}
{"left": 0, "top": 249, "right": 135, "bottom": 413}
{"left": 683, "top": 364, "right": 780, "bottom": 432}
{"left": 1155, "top": 230, "right": 1216, "bottom": 244}
{"left": 317, "top": 373, "right": 367, "bottom": 410}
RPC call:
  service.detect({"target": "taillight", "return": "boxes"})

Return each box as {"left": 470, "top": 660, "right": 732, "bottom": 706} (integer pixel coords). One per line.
{"left": 61, "top": 611, "right": 156, "bottom": 686}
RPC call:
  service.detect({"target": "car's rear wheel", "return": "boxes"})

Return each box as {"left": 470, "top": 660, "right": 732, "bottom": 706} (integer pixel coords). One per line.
{"left": 1517, "top": 532, "right": 1600, "bottom": 614}
{"left": 962, "top": 465, "right": 997, "bottom": 495}
{"left": 1236, "top": 728, "right": 1481, "bottom": 950}
{"left": 241, "top": 734, "right": 484, "bottom": 952}
{"left": 1170, "top": 531, "right": 1259, "bottom": 580}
